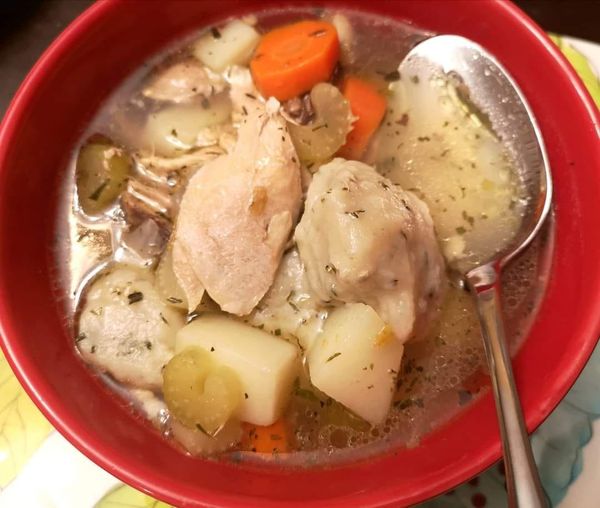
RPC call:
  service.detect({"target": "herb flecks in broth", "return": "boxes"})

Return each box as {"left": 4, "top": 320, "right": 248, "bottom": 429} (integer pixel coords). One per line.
{"left": 372, "top": 66, "right": 526, "bottom": 270}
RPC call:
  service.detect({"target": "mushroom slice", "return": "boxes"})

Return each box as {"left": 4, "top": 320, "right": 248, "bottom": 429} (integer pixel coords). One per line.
{"left": 281, "top": 93, "right": 315, "bottom": 126}
{"left": 136, "top": 145, "right": 228, "bottom": 187}
{"left": 121, "top": 179, "right": 173, "bottom": 252}
{"left": 288, "top": 83, "right": 354, "bottom": 165}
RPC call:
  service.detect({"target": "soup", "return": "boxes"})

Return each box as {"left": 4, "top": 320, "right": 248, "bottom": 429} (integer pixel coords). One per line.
{"left": 56, "top": 8, "right": 552, "bottom": 464}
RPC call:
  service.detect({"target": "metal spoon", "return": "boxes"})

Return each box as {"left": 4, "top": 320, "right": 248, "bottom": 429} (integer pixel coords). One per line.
{"left": 400, "top": 35, "right": 552, "bottom": 507}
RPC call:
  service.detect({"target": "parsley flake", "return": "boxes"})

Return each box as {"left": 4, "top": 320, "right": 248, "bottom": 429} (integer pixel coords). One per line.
{"left": 326, "top": 352, "right": 342, "bottom": 362}
{"left": 127, "top": 291, "right": 144, "bottom": 304}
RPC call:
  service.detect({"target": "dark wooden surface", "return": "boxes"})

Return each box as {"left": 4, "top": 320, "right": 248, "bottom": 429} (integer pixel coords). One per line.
{"left": 1, "top": 0, "right": 599, "bottom": 115}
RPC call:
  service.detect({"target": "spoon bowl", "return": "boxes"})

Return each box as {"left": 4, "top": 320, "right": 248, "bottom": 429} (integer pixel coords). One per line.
{"left": 401, "top": 35, "right": 552, "bottom": 272}
{"left": 400, "top": 35, "right": 552, "bottom": 507}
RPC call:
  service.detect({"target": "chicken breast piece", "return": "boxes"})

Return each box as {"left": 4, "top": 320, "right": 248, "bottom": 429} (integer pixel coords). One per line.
{"left": 295, "top": 158, "right": 445, "bottom": 343}
{"left": 173, "top": 95, "right": 302, "bottom": 315}
{"left": 171, "top": 241, "right": 205, "bottom": 310}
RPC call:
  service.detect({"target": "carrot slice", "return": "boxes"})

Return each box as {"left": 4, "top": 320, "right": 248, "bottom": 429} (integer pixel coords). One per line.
{"left": 241, "top": 420, "right": 289, "bottom": 454}
{"left": 250, "top": 20, "right": 339, "bottom": 101}
{"left": 337, "top": 76, "right": 387, "bottom": 160}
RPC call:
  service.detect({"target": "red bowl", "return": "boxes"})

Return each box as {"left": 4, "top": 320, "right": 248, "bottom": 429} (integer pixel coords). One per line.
{"left": 1, "top": 0, "right": 599, "bottom": 506}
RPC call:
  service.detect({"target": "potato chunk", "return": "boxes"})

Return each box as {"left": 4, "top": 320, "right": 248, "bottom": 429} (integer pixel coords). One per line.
{"left": 77, "top": 266, "right": 184, "bottom": 390}
{"left": 176, "top": 315, "right": 299, "bottom": 426}
{"left": 193, "top": 20, "right": 260, "bottom": 72}
{"left": 307, "top": 303, "right": 404, "bottom": 425}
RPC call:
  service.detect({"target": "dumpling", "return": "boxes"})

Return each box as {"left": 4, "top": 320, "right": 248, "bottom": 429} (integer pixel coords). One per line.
{"left": 77, "top": 266, "right": 184, "bottom": 389}
{"left": 295, "top": 158, "right": 445, "bottom": 342}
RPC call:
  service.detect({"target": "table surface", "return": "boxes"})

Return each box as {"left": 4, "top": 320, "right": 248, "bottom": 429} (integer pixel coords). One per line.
{"left": 1, "top": 0, "right": 599, "bottom": 115}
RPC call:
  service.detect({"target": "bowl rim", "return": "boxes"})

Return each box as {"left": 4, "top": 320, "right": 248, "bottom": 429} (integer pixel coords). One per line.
{"left": 0, "top": 0, "right": 599, "bottom": 506}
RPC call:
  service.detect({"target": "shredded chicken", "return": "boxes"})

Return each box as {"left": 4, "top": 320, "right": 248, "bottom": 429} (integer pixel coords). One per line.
{"left": 136, "top": 145, "right": 228, "bottom": 182}
{"left": 172, "top": 84, "right": 302, "bottom": 315}
{"left": 295, "top": 158, "right": 445, "bottom": 342}
{"left": 142, "top": 58, "right": 227, "bottom": 103}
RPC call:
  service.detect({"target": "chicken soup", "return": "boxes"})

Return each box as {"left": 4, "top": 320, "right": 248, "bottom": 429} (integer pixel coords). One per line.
{"left": 56, "top": 8, "right": 552, "bottom": 463}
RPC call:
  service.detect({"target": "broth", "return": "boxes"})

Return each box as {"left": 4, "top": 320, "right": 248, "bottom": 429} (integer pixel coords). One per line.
{"left": 55, "top": 7, "right": 553, "bottom": 465}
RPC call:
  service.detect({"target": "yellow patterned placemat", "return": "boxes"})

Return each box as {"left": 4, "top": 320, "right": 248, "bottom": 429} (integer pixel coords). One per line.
{"left": 0, "top": 355, "right": 52, "bottom": 489}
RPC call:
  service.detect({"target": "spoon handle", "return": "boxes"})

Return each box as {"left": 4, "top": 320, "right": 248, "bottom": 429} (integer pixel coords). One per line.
{"left": 467, "top": 265, "right": 548, "bottom": 508}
